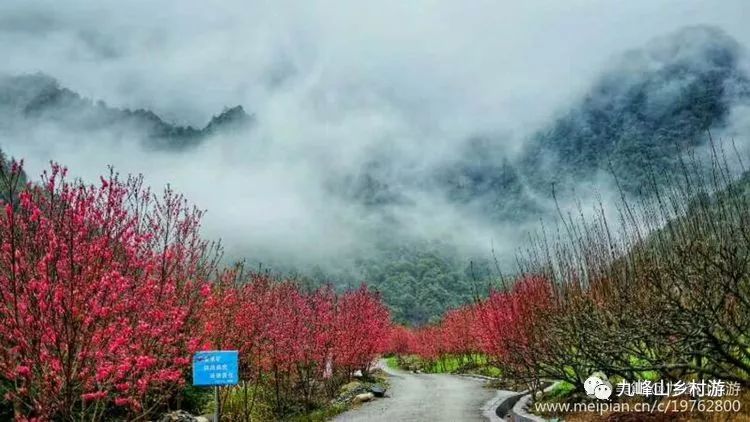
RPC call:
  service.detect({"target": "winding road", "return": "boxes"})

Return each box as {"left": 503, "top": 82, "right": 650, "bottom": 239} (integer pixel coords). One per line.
{"left": 334, "top": 361, "right": 498, "bottom": 422}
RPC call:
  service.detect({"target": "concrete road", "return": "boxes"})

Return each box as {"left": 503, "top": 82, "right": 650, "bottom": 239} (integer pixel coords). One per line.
{"left": 334, "top": 362, "right": 497, "bottom": 422}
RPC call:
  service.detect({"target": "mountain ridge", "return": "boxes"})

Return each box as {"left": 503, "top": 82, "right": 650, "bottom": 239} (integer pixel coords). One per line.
{"left": 0, "top": 72, "right": 253, "bottom": 150}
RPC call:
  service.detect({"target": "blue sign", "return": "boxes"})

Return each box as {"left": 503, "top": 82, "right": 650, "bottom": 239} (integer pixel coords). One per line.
{"left": 192, "top": 350, "right": 239, "bottom": 386}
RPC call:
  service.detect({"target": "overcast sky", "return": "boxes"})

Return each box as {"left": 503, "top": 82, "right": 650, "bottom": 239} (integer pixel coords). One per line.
{"left": 1, "top": 0, "right": 749, "bottom": 268}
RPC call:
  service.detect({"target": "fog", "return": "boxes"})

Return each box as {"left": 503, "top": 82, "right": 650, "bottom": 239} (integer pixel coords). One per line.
{"left": 1, "top": 0, "right": 749, "bottom": 271}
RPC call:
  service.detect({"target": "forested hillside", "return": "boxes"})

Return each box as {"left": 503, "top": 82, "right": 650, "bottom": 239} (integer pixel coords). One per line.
{"left": 521, "top": 26, "right": 749, "bottom": 194}
{"left": 344, "top": 26, "right": 750, "bottom": 324}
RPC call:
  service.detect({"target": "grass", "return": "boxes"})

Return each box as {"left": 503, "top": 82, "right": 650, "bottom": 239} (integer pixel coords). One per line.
{"left": 425, "top": 356, "right": 462, "bottom": 373}
{"left": 288, "top": 403, "right": 347, "bottom": 422}
{"left": 474, "top": 365, "right": 502, "bottom": 378}
{"left": 384, "top": 355, "right": 399, "bottom": 370}
{"left": 545, "top": 381, "right": 576, "bottom": 400}
{"left": 388, "top": 354, "right": 502, "bottom": 377}
{"left": 200, "top": 380, "right": 357, "bottom": 422}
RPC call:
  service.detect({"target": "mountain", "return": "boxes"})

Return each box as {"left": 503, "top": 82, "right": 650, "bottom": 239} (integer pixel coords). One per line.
{"left": 0, "top": 73, "right": 253, "bottom": 150}
{"left": 337, "top": 26, "right": 750, "bottom": 323}
{"left": 520, "top": 26, "right": 750, "bottom": 194}
{"left": 439, "top": 138, "right": 544, "bottom": 222}
{"left": 355, "top": 26, "right": 750, "bottom": 227}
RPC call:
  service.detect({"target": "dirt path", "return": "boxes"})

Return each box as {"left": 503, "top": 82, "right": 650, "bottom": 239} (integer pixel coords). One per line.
{"left": 334, "top": 362, "right": 497, "bottom": 422}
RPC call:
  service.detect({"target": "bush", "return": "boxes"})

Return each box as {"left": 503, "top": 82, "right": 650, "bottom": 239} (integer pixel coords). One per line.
{"left": 0, "top": 163, "right": 218, "bottom": 420}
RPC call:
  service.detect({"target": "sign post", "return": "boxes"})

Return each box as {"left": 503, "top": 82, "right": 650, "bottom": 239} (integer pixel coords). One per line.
{"left": 193, "top": 350, "right": 239, "bottom": 422}
{"left": 214, "top": 386, "right": 220, "bottom": 422}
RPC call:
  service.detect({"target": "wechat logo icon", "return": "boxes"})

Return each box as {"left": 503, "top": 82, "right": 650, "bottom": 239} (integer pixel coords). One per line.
{"left": 584, "top": 373, "right": 612, "bottom": 400}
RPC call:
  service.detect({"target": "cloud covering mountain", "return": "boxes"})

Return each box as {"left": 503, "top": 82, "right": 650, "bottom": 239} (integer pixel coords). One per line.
{"left": 1, "top": 1, "right": 750, "bottom": 322}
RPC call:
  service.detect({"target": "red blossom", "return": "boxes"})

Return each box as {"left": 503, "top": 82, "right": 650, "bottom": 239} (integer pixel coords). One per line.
{"left": 0, "top": 161, "right": 393, "bottom": 420}
{"left": 0, "top": 163, "right": 214, "bottom": 420}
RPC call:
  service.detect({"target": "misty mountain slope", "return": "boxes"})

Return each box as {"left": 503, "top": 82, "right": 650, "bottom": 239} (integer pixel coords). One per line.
{"left": 328, "top": 26, "right": 750, "bottom": 324}
{"left": 0, "top": 73, "right": 253, "bottom": 149}
{"left": 438, "top": 138, "right": 544, "bottom": 222}
{"left": 521, "top": 26, "right": 750, "bottom": 194}
{"left": 346, "top": 26, "right": 750, "bottom": 228}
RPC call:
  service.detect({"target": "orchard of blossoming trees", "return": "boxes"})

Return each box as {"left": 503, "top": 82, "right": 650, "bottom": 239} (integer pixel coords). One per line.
{"left": 386, "top": 275, "right": 552, "bottom": 380}
{"left": 388, "top": 152, "right": 750, "bottom": 396}
{"left": 200, "top": 274, "right": 390, "bottom": 418}
{"left": 0, "top": 161, "right": 391, "bottom": 421}
{"left": 4, "top": 151, "right": 750, "bottom": 420}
